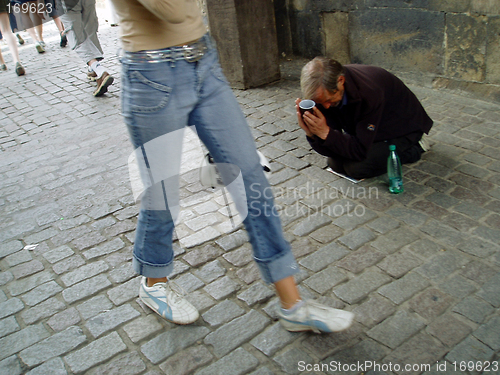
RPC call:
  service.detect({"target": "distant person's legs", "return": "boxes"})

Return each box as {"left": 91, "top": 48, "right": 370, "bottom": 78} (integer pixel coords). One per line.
{"left": 0, "top": 12, "right": 25, "bottom": 75}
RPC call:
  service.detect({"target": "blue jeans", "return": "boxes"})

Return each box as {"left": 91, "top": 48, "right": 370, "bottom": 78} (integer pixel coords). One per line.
{"left": 120, "top": 34, "right": 299, "bottom": 284}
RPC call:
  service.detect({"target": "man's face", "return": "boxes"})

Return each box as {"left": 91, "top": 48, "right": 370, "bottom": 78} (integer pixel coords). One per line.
{"left": 313, "top": 76, "right": 345, "bottom": 109}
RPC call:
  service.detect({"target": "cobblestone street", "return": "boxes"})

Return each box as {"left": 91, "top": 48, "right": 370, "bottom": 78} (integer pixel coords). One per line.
{"left": 1, "top": 12, "right": 500, "bottom": 375}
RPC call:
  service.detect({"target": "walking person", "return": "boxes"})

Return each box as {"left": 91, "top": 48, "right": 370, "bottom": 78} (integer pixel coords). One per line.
{"left": 0, "top": 0, "right": 25, "bottom": 75}
{"left": 59, "top": 0, "right": 113, "bottom": 96}
{"left": 46, "top": 0, "right": 67, "bottom": 47}
{"left": 12, "top": 0, "right": 47, "bottom": 53}
{"left": 111, "top": 0, "right": 354, "bottom": 333}
{"left": 0, "top": 13, "right": 26, "bottom": 45}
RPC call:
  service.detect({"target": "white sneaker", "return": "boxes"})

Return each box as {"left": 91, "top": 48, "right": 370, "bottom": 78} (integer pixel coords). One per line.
{"left": 419, "top": 134, "right": 431, "bottom": 152}
{"left": 277, "top": 300, "right": 354, "bottom": 333}
{"left": 139, "top": 277, "right": 199, "bottom": 324}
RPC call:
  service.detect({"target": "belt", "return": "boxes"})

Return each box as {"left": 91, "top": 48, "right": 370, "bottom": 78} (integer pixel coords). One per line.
{"left": 123, "top": 38, "right": 208, "bottom": 63}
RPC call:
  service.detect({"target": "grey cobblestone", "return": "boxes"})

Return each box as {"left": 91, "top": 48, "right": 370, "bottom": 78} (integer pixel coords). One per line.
{"left": 194, "top": 347, "right": 259, "bottom": 375}
{"left": 21, "top": 280, "right": 63, "bottom": 306}
{"left": 273, "top": 347, "right": 314, "bottom": 375}
{"left": 11, "top": 260, "right": 45, "bottom": 280}
{"left": 215, "top": 229, "right": 249, "bottom": 252}
{"left": 194, "top": 260, "right": 226, "bottom": 283}
{"left": 19, "top": 326, "right": 87, "bottom": 367}
{"left": 61, "top": 261, "right": 109, "bottom": 287}
{"left": 367, "top": 310, "right": 426, "bottom": 349}
{"left": 62, "top": 274, "right": 112, "bottom": 304}
{"left": 445, "top": 336, "right": 495, "bottom": 365}
{"left": 47, "top": 308, "right": 82, "bottom": 332}
{"left": 0, "top": 297, "right": 24, "bottom": 319}
{"left": 337, "top": 245, "right": 385, "bottom": 274}
{"left": 0, "top": 356, "right": 22, "bottom": 375}
{"left": 416, "top": 250, "right": 469, "bottom": 280}
{"left": 141, "top": 326, "right": 210, "bottom": 364}
{"left": 477, "top": 273, "right": 500, "bottom": 307}
{"left": 237, "top": 282, "right": 274, "bottom": 306}
{"left": 4, "top": 249, "right": 32, "bottom": 267}
{"left": 123, "top": 315, "right": 164, "bottom": 344}
{"left": 371, "top": 227, "right": 420, "bottom": 254}
{"left": 42, "top": 245, "right": 74, "bottom": 264}
{"left": 109, "top": 263, "right": 136, "bottom": 283}
{"left": 452, "top": 296, "right": 495, "bottom": 323}
{"left": 383, "top": 332, "right": 447, "bottom": 374}
{"left": 409, "top": 287, "right": 455, "bottom": 320}
{"left": 64, "top": 331, "right": 127, "bottom": 373}
{"left": 378, "top": 272, "right": 431, "bottom": 305}
{"left": 86, "top": 351, "right": 146, "bottom": 375}
{"left": 25, "top": 357, "right": 67, "bottom": 375}
{"left": 76, "top": 295, "right": 114, "bottom": 320}
{"left": 222, "top": 244, "right": 253, "bottom": 267}
{"left": 0, "top": 240, "right": 23, "bottom": 258}
{"left": 298, "top": 242, "right": 349, "bottom": 272}
{"left": 0, "top": 316, "right": 20, "bottom": 339}
{"left": 204, "top": 276, "right": 240, "bottom": 300}
{"left": 292, "top": 215, "right": 331, "bottom": 236}
{"left": 183, "top": 245, "right": 223, "bottom": 267}
{"left": 334, "top": 270, "right": 392, "bottom": 304}
{"left": 473, "top": 315, "right": 500, "bottom": 350}
{"left": 353, "top": 295, "right": 397, "bottom": 328}
{"left": 83, "top": 238, "right": 125, "bottom": 260}
{"left": 86, "top": 304, "right": 140, "bottom": 338}
{"left": 204, "top": 310, "right": 269, "bottom": 357}
{"left": 107, "top": 276, "right": 140, "bottom": 306}
{"left": 338, "top": 227, "right": 377, "bottom": 250}
{"left": 376, "top": 249, "right": 422, "bottom": 278}
{"left": 426, "top": 313, "right": 473, "bottom": 347}
{"left": 21, "top": 297, "right": 66, "bottom": 325}
{"left": 159, "top": 346, "right": 213, "bottom": 375}
{"left": 304, "top": 266, "right": 348, "bottom": 294}
{"left": 0, "top": 324, "right": 50, "bottom": 361}
{"left": 250, "top": 322, "right": 298, "bottom": 356}
{"left": 308, "top": 224, "right": 343, "bottom": 243}
{"left": 175, "top": 273, "right": 205, "bottom": 293}
{"left": 202, "top": 300, "right": 245, "bottom": 326}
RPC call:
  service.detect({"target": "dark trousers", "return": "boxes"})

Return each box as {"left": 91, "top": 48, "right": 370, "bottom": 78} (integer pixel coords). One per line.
{"left": 327, "top": 131, "right": 424, "bottom": 179}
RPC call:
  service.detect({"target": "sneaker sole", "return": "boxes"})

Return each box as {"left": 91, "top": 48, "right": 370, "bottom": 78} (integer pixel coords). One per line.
{"left": 93, "top": 76, "right": 114, "bottom": 97}
{"left": 279, "top": 314, "right": 353, "bottom": 333}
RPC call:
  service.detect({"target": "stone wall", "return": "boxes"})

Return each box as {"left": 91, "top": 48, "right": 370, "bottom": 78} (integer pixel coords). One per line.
{"left": 274, "top": 0, "right": 500, "bottom": 102}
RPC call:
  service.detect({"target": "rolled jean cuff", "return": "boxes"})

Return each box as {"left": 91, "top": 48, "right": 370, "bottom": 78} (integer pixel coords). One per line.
{"left": 255, "top": 250, "right": 300, "bottom": 284}
{"left": 132, "top": 257, "right": 174, "bottom": 278}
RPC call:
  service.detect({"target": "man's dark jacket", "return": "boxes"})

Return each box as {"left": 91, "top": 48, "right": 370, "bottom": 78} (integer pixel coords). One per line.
{"left": 307, "top": 64, "right": 433, "bottom": 161}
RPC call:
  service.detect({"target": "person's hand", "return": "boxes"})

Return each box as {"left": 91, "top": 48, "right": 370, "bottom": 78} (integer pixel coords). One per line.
{"left": 295, "top": 98, "right": 313, "bottom": 137}
{"left": 302, "top": 106, "right": 330, "bottom": 140}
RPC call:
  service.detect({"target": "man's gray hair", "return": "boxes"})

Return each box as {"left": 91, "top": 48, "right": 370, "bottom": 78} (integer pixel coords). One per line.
{"left": 301, "top": 57, "right": 345, "bottom": 100}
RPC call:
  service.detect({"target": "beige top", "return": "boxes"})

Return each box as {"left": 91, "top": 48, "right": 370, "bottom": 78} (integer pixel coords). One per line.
{"left": 111, "top": 0, "right": 207, "bottom": 52}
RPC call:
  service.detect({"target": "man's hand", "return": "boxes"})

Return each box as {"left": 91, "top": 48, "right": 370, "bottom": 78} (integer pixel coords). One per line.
{"left": 300, "top": 103, "right": 330, "bottom": 140}
{"left": 295, "top": 98, "right": 313, "bottom": 137}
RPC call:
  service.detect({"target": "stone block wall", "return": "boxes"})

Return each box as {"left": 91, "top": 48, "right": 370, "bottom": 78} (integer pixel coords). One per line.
{"left": 274, "top": 0, "right": 500, "bottom": 102}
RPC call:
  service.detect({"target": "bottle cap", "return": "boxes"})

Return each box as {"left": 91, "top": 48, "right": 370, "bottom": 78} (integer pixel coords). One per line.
{"left": 389, "top": 144, "right": 396, "bottom": 151}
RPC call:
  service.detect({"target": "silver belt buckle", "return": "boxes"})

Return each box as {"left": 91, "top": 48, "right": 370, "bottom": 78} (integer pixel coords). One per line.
{"left": 183, "top": 43, "right": 205, "bottom": 62}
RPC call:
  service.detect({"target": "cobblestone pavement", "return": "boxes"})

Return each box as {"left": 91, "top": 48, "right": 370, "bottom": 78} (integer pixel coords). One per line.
{"left": 1, "top": 12, "right": 500, "bottom": 375}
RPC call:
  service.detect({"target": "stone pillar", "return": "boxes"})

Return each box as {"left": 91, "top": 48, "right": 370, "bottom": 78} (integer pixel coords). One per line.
{"left": 205, "top": 0, "right": 281, "bottom": 89}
